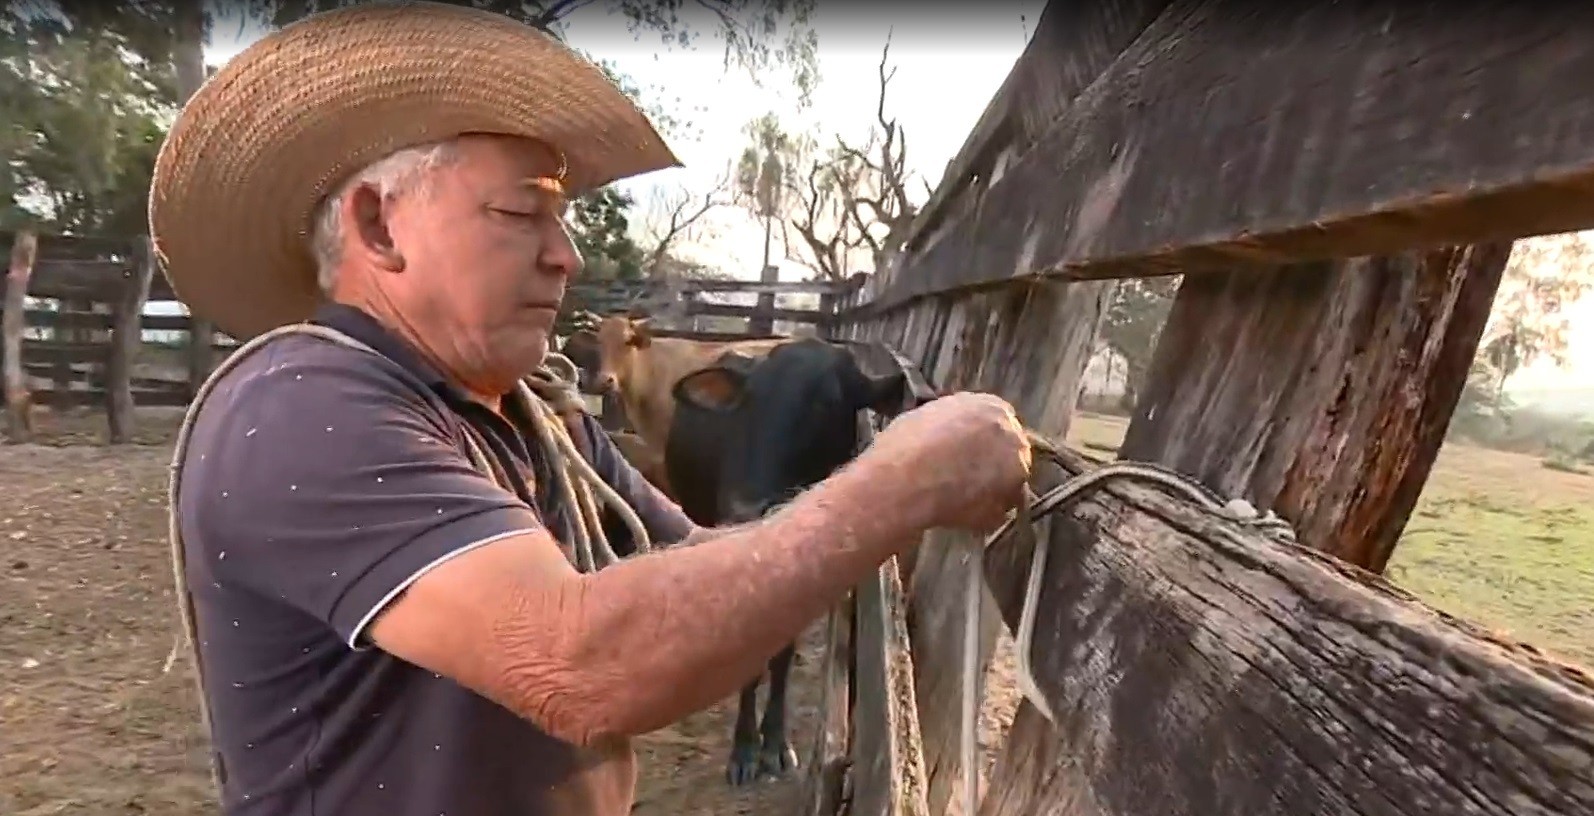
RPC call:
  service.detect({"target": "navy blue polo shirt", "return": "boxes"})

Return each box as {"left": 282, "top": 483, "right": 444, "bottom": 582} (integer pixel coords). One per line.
{"left": 174, "top": 303, "right": 695, "bottom": 816}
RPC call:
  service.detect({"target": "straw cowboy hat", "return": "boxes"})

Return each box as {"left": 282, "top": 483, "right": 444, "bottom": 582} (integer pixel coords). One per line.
{"left": 148, "top": 0, "right": 681, "bottom": 342}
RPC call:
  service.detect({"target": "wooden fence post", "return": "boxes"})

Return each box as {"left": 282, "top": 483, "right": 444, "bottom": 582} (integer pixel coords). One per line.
{"left": 1118, "top": 244, "right": 1512, "bottom": 572}
{"left": 105, "top": 237, "right": 159, "bottom": 443}
{"left": 801, "top": 600, "right": 855, "bottom": 816}
{"left": 186, "top": 315, "right": 214, "bottom": 401}
{"left": 849, "top": 557, "right": 929, "bottom": 816}
{"left": 4, "top": 230, "right": 38, "bottom": 441}
{"left": 977, "top": 244, "right": 1520, "bottom": 816}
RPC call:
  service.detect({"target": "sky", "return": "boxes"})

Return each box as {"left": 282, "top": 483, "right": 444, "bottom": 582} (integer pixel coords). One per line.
{"left": 197, "top": 3, "right": 1594, "bottom": 396}
{"left": 202, "top": 3, "right": 1044, "bottom": 282}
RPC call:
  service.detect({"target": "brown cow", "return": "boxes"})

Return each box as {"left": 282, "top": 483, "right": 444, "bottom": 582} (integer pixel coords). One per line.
{"left": 582, "top": 315, "right": 785, "bottom": 457}
{"left": 557, "top": 328, "right": 676, "bottom": 496}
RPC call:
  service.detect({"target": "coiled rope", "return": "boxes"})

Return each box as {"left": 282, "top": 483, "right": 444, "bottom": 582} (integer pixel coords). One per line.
{"left": 164, "top": 321, "right": 650, "bottom": 794}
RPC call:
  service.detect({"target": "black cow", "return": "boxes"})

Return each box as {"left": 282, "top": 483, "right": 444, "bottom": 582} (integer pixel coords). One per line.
{"left": 664, "top": 337, "right": 935, "bottom": 785}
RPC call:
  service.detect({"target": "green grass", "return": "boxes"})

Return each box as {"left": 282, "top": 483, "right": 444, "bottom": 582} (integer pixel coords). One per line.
{"left": 1065, "top": 411, "right": 1594, "bottom": 668}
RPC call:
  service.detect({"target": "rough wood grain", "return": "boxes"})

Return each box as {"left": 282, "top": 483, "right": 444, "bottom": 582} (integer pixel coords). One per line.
{"left": 106, "top": 238, "right": 160, "bottom": 444}
{"left": 683, "top": 299, "right": 829, "bottom": 327}
{"left": 978, "top": 447, "right": 1594, "bottom": 816}
{"left": 850, "top": 557, "right": 930, "bottom": 816}
{"left": 803, "top": 601, "right": 854, "bottom": 816}
{"left": 837, "top": 276, "right": 1109, "bottom": 816}
{"left": 1123, "top": 244, "right": 1511, "bottom": 571}
{"left": 4, "top": 258, "right": 154, "bottom": 302}
{"left": 916, "top": 283, "right": 1107, "bottom": 816}
{"left": 903, "top": 0, "right": 1173, "bottom": 272}
{"left": 4, "top": 230, "right": 38, "bottom": 441}
{"left": 858, "top": 0, "right": 1594, "bottom": 316}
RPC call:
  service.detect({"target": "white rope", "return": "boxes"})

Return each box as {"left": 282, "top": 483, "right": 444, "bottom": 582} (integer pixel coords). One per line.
{"left": 954, "top": 433, "right": 1300, "bottom": 816}
{"left": 166, "top": 321, "right": 650, "bottom": 799}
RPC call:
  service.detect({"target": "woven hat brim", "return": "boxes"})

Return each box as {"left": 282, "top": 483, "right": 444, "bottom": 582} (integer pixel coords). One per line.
{"left": 148, "top": 1, "right": 682, "bottom": 342}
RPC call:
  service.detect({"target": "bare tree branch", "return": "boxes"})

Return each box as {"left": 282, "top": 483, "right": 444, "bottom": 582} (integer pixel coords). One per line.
{"left": 641, "top": 173, "right": 733, "bottom": 277}
{"left": 785, "top": 32, "right": 926, "bottom": 278}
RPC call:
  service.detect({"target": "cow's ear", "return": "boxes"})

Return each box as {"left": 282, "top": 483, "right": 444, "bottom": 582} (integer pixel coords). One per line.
{"left": 840, "top": 341, "right": 938, "bottom": 416}
{"left": 673, "top": 364, "right": 747, "bottom": 412}
{"left": 628, "top": 318, "right": 654, "bottom": 348}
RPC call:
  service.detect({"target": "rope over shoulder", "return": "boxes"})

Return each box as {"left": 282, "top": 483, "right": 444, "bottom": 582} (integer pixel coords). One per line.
{"left": 164, "top": 323, "right": 652, "bottom": 798}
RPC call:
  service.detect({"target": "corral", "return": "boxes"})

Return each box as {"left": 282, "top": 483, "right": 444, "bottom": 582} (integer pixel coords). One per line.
{"left": 6, "top": 2, "right": 1594, "bottom": 815}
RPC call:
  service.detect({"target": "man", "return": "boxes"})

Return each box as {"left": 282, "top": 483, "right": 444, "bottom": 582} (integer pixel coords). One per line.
{"left": 151, "top": 4, "right": 1032, "bottom": 816}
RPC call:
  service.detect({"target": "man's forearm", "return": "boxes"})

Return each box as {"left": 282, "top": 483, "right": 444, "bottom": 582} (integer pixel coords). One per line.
{"left": 564, "top": 454, "right": 928, "bottom": 739}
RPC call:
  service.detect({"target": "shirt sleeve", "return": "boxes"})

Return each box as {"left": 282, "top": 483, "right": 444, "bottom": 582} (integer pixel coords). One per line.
{"left": 568, "top": 412, "right": 697, "bottom": 549}
{"left": 179, "top": 343, "right": 546, "bottom": 649}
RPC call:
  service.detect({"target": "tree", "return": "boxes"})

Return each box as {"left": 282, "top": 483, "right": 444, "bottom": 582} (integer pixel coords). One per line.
{"left": 1, "top": 5, "right": 179, "bottom": 234}
{"left": 733, "top": 112, "right": 808, "bottom": 276}
{"left": 788, "top": 36, "right": 930, "bottom": 280}
{"left": 636, "top": 174, "right": 731, "bottom": 278}
{"left": 261, "top": 0, "right": 819, "bottom": 108}
{"left": 1099, "top": 276, "right": 1180, "bottom": 410}
{"left": 1474, "top": 231, "right": 1594, "bottom": 399}
{"left": 568, "top": 186, "right": 647, "bottom": 281}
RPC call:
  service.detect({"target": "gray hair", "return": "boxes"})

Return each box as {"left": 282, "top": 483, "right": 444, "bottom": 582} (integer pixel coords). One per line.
{"left": 309, "top": 139, "right": 461, "bottom": 292}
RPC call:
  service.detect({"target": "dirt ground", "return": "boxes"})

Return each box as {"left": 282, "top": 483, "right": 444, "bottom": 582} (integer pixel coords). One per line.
{"left": 1, "top": 406, "right": 1022, "bottom": 815}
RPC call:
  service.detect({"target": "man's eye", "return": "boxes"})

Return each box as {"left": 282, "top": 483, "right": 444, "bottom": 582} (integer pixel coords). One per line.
{"left": 490, "top": 207, "right": 536, "bottom": 219}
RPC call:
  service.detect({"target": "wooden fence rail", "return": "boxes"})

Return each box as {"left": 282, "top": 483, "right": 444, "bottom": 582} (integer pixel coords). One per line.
{"left": 812, "top": 1, "right": 1594, "bottom": 815}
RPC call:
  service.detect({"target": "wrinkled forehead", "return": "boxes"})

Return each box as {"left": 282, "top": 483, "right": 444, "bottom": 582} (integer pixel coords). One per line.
{"left": 455, "top": 132, "right": 570, "bottom": 202}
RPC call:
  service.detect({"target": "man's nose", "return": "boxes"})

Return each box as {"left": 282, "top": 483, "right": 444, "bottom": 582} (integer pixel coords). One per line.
{"left": 544, "top": 228, "right": 585, "bottom": 280}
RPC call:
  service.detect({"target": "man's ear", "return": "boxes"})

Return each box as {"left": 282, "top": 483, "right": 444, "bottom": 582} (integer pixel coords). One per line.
{"left": 672, "top": 349, "right": 761, "bottom": 412}
{"left": 346, "top": 183, "right": 404, "bottom": 272}
{"left": 840, "top": 341, "right": 939, "bottom": 416}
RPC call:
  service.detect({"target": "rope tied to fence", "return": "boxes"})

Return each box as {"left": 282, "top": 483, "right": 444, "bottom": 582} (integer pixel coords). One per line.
{"left": 163, "top": 321, "right": 651, "bottom": 797}
{"left": 949, "top": 428, "right": 1300, "bottom": 816}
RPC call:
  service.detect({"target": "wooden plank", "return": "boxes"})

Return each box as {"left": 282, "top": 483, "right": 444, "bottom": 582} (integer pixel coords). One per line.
{"left": 1122, "top": 244, "right": 1511, "bottom": 571}
{"left": 979, "top": 242, "right": 1520, "bottom": 815}
{"left": 801, "top": 601, "right": 855, "bottom": 816}
{"left": 186, "top": 313, "right": 215, "bottom": 401}
{"left": 849, "top": 557, "right": 930, "bottom": 816}
{"left": 106, "top": 238, "right": 160, "bottom": 444}
{"left": 977, "top": 445, "right": 1594, "bottom": 816}
{"left": 34, "top": 387, "right": 189, "bottom": 408}
{"left": 840, "top": 276, "right": 1109, "bottom": 815}
{"left": 0, "top": 229, "right": 137, "bottom": 261}
{"left": 902, "top": 0, "right": 1173, "bottom": 271}
{"left": 4, "top": 231, "right": 38, "bottom": 440}
{"left": 15, "top": 259, "right": 132, "bottom": 301}
{"left": 647, "top": 328, "right": 785, "bottom": 343}
{"left": 685, "top": 299, "right": 830, "bottom": 325}
{"left": 23, "top": 341, "right": 107, "bottom": 364}
{"left": 28, "top": 310, "right": 195, "bottom": 334}
{"left": 856, "top": 0, "right": 1594, "bottom": 317}
{"left": 679, "top": 279, "right": 845, "bottom": 295}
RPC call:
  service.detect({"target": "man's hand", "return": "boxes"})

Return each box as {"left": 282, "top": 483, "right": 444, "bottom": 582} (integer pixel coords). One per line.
{"left": 861, "top": 391, "right": 1032, "bottom": 533}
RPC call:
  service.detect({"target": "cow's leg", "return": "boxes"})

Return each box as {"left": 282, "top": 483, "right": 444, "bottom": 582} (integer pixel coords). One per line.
{"left": 756, "top": 643, "right": 800, "bottom": 777}
{"left": 726, "top": 680, "right": 763, "bottom": 785}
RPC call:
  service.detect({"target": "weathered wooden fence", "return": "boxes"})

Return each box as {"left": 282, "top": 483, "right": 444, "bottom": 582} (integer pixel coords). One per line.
{"left": 809, "top": 2, "right": 1594, "bottom": 816}
{"left": 0, "top": 228, "right": 860, "bottom": 442}
{"left": 1, "top": 230, "right": 205, "bottom": 442}
{"left": 561, "top": 274, "right": 864, "bottom": 341}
